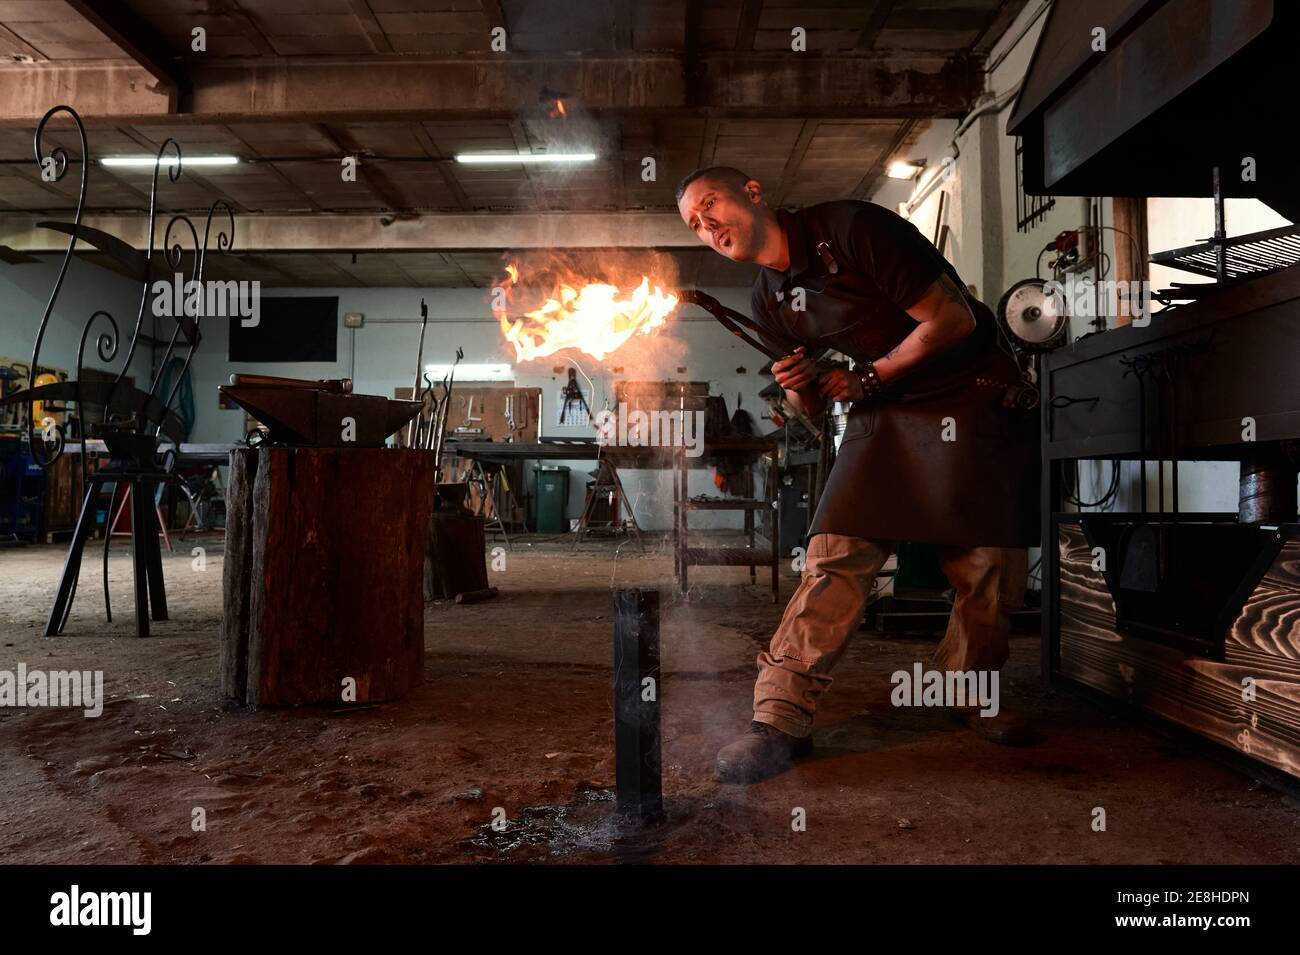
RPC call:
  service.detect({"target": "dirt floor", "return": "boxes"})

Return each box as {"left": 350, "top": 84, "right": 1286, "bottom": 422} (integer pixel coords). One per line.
{"left": 1, "top": 532, "right": 1298, "bottom": 865}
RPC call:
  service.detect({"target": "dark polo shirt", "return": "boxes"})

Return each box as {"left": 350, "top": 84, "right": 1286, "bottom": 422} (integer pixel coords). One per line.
{"left": 748, "top": 200, "right": 995, "bottom": 372}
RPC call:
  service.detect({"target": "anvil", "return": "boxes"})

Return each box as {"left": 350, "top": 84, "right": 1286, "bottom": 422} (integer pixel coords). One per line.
{"left": 219, "top": 375, "right": 422, "bottom": 448}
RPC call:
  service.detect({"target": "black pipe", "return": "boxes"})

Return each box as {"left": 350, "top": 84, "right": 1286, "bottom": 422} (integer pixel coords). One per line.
{"left": 612, "top": 588, "right": 663, "bottom": 825}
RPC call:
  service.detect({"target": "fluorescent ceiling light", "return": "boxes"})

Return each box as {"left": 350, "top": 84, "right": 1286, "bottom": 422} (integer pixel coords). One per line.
{"left": 896, "top": 202, "right": 910, "bottom": 219}
{"left": 426, "top": 363, "right": 513, "bottom": 382}
{"left": 454, "top": 152, "right": 597, "bottom": 164}
{"left": 886, "top": 160, "right": 925, "bottom": 180}
{"left": 100, "top": 155, "right": 240, "bottom": 168}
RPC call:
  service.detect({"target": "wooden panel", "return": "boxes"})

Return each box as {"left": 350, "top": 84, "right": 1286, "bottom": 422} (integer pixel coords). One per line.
{"left": 398, "top": 383, "right": 541, "bottom": 446}
{"left": 1057, "top": 520, "right": 1300, "bottom": 778}
{"left": 40, "top": 448, "right": 83, "bottom": 537}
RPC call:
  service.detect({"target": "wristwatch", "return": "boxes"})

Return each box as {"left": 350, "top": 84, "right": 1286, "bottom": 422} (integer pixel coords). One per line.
{"left": 856, "top": 361, "right": 885, "bottom": 398}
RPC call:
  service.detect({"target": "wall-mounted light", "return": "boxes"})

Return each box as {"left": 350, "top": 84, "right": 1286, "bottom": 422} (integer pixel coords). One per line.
{"left": 455, "top": 152, "right": 596, "bottom": 164}
{"left": 100, "top": 155, "right": 240, "bottom": 168}
{"left": 426, "top": 362, "right": 512, "bottom": 381}
{"left": 886, "top": 159, "right": 925, "bottom": 180}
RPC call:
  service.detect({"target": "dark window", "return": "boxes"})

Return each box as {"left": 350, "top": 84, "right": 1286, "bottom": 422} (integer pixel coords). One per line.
{"left": 1015, "top": 137, "right": 1055, "bottom": 233}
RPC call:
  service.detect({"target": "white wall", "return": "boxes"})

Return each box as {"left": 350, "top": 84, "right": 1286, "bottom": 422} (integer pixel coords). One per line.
{"left": 186, "top": 285, "right": 776, "bottom": 531}
{"left": 1, "top": 255, "right": 153, "bottom": 420}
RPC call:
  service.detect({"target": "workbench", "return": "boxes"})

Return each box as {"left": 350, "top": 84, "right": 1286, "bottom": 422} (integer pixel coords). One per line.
{"left": 447, "top": 437, "right": 782, "bottom": 600}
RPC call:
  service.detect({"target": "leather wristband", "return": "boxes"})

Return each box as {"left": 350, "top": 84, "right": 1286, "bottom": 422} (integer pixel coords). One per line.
{"left": 857, "top": 361, "right": 885, "bottom": 397}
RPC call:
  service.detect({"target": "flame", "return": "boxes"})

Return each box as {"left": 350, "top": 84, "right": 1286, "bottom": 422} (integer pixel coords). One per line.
{"left": 494, "top": 263, "right": 678, "bottom": 362}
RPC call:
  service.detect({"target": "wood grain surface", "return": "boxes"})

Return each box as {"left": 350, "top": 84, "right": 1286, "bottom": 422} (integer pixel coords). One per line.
{"left": 222, "top": 447, "right": 436, "bottom": 707}
{"left": 1058, "top": 521, "right": 1300, "bottom": 778}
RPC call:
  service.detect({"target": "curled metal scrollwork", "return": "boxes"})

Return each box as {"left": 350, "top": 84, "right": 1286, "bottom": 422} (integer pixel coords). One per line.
{"left": 161, "top": 200, "right": 236, "bottom": 419}
{"left": 74, "top": 309, "right": 120, "bottom": 491}
{"left": 107, "top": 138, "right": 183, "bottom": 421}
{"left": 27, "top": 105, "right": 88, "bottom": 468}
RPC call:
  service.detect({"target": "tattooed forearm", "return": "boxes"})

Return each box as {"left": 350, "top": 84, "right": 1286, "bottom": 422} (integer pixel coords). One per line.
{"left": 873, "top": 274, "right": 978, "bottom": 382}
{"left": 936, "top": 274, "right": 977, "bottom": 330}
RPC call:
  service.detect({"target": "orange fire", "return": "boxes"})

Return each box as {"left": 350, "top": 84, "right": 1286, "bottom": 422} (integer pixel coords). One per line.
{"left": 494, "top": 263, "right": 679, "bottom": 361}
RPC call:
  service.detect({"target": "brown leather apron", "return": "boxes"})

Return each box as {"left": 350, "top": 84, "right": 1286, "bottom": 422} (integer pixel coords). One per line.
{"left": 775, "top": 249, "right": 1040, "bottom": 548}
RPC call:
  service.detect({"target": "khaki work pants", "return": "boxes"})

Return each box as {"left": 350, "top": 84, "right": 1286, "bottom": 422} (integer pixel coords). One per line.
{"left": 753, "top": 533, "right": 1028, "bottom": 738}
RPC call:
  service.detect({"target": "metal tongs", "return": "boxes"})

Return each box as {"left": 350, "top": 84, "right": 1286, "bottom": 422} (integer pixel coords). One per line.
{"left": 677, "top": 289, "right": 803, "bottom": 362}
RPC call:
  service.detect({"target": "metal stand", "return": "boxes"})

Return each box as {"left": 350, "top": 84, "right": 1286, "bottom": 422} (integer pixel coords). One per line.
{"left": 470, "top": 458, "right": 512, "bottom": 550}
{"left": 572, "top": 456, "right": 644, "bottom": 550}
{"left": 109, "top": 483, "right": 173, "bottom": 554}
{"left": 46, "top": 431, "right": 169, "bottom": 638}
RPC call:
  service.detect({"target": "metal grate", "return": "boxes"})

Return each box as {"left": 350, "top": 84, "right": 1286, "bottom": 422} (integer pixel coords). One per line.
{"left": 1015, "top": 137, "right": 1055, "bottom": 232}
{"left": 1150, "top": 224, "right": 1300, "bottom": 280}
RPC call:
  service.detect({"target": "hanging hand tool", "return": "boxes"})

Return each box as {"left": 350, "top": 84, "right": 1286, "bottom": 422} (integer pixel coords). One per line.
{"left": 560, "top": 367, "right": 591, "bottom": 423}
{"left": 432, "top": 347, "right": 463, "bottom": 470}
{"left": 414, "top": 371, "right": 439, "bottom": 449}
{"left": 463, "top": 395, "right": 482, "bottom": 425}
{"left": 428, "top": 374, "right": 449, "bottom": 454}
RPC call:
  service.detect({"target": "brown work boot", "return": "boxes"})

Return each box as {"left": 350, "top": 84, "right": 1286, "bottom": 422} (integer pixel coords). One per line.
{"left": 715, "top": 721, "right": 813, "bottom": 784}
{"left": 950, "top": 706, "right": 1036, "bottom": 746}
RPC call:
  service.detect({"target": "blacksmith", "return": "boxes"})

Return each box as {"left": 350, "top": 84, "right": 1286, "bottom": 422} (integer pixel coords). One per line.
{"left": 676, "top": 166, "right": 1039, "bottom": 784}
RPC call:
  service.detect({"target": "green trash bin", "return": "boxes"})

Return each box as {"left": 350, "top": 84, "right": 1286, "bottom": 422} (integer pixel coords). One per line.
{"left": 533, "top": 466, "right": 570, "bottom": 533}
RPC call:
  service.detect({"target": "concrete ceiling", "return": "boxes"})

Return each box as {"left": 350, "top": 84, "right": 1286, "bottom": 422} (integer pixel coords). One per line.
{"left": 0, "top": 0, "right": 1030, "bottom": 285}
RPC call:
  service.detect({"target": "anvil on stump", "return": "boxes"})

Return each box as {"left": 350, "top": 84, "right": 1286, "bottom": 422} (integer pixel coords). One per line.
{"left": 221, "top": 446, "right": 436, "bottom": 707}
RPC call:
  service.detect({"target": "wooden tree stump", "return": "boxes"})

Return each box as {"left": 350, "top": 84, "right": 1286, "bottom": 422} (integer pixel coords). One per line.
{"left": 423, "top": 507, "right": 490, "bottom": 602}
{"left": 220, "top": 447, "right": 436, "bottom": 707}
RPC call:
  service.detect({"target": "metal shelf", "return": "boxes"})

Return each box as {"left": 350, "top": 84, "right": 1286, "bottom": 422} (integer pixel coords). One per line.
{"left": 1150, "top": 224, "right": 1300, "bottom": 280}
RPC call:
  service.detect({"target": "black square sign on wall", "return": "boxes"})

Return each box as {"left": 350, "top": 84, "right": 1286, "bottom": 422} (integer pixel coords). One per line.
{"left": 228, "top": 296, "right": 338, "bottom": 363}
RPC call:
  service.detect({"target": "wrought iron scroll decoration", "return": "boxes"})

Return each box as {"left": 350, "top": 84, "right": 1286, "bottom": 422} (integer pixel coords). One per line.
{"left": 21, "top": 106, "right": 237, "bottom": 630}
{"left": 28, "top": 105, "right": 88, "bottom": 468}
{"left": 26, "top": 109, "right": 235, "bottom": 474}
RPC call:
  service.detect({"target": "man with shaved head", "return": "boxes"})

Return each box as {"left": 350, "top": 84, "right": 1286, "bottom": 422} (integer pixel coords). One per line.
{"left": 677, "top": 166, "right": 1039, "bottom": 784}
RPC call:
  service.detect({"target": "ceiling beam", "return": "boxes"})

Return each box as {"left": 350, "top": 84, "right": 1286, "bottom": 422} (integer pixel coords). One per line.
{"left": 736, "top": 0, "right": 763, "bottom": 51}
{"left": 317, "top": 123, "right": 417, "bottom": 215}
{"left": 0, "top": 63, "right": 172, "bottom": 122}
{"left": 223, "top": 124, "right": 323, "bottom": 213}
{"left": 207, "top": 0, "right": 278, "bottom": 56}
{"left": 345, "top": 0, "right": 394, "bottom": 54}
{"left": 0, "top": 212, "right": 700, "bottom": 253}
{"left": 856, "top": 1, "right": 898, "bottom": 50}
{"left": 409, "top": 124, "right": 472, "bottom": 212}
{"left": 0, "top": 52, "right": 975, "bottom": 124}
{"left": 64, "top": 0, "right": 185, "bottom": 101}
{"left": 0, "top": 23, "right": 46, "bottom": 63}
{"left": 613, "top": 0, "right": 633, "bottom": 51}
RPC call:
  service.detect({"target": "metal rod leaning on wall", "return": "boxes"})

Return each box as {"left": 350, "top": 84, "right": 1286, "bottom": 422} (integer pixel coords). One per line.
{"left": 406, "top": 297, "right": 429, "bottom": 448}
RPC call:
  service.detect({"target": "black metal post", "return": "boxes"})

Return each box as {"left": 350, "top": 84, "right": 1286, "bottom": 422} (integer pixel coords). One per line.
{"left": 142, "top": 480, "right": 168, "bottom": 622}
{"left": 1212, "top": 165, "right": 1227, "bottom": 282}
{"left": 130, "top": 480, "right": 152, "bottom": 638}
{"left": 612, "top": 587, "right": 663, "bottom": 824}
{"left": 45, "top": 477, "right": 104, "bottom": 636}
